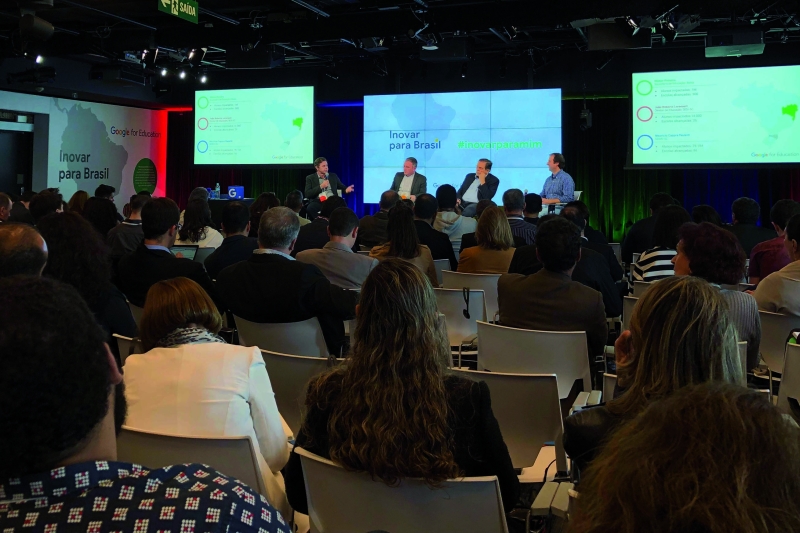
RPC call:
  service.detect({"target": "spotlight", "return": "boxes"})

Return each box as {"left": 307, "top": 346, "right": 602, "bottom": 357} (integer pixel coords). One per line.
{"left": 35, "top": 55, "right": 44, "bottom": 64}
{"left": 141, "top": 48, "right": 159, "bottom": 70}
{"left": 187, "top": 48, "right": 207, "bottom": 67}
{"left": 161, "top": 68, "right": 168, "bottom": 77}
{"left": 461, "top": 63, "right": 467, "bottom": 78}
{"left": 179, "top": 71, "right": 186, "bottom": 79}
{"left": 200, "top": 74, "right": 208, "bottom": 83}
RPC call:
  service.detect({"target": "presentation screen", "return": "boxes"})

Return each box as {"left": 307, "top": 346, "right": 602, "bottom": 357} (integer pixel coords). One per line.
{"left": 363, "top": 89, "right": 561, "bottom": 203}
{"left": 194, "top": 86, "right": 314, "bottom": 165}
{"left": 632, "top": 66, "right": 800, "bottom": 165}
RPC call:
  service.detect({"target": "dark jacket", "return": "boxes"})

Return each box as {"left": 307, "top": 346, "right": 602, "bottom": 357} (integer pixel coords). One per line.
{"left": 216, "top": 253, "right": 358, "bottom": 355}
{"left": 304, "top": 172, "right": 347, "bottom": 203}
{"left": 583, "top": 238, "right": 624, "bottom": 282}
{"left": 460, "top": 233, "right": 527, "bottom": 253}
{"left": 391, "top": 172, "right": 427, "bottom": 197}
{"left": 292, "top": 218, "right": 331, "bottom": 257}
{"left": 414, "top": 219, "right": 457, "bottom": 270}
{"left": 204, "top": 235, "right": 258, "bottom": 280}
{"left": 92, "top": 284, "right": 139, "bottom": 366}
{"left": 284, "top": 375, "right": 520, "bottom": 514}
{"left": 563, "top": 405, "right": 626, "bottom": 482}
{"left": 358, "top": 211, "right": 390, "bottom": 249}
{"left": 584, "top": 225, "right": 608, "bottom": 245}
{"left": 621, "top": 215, "right": 656, "bottom": 264}
{"left": 106, "top": 220, "right": 144, "bottom": 263}
{"left": 117, "top": 244, "right": 224, "bottom": 312}
{"left": 728, "top": 223, "right": 777, "bottom": 257}
{"left": 9, "top": 202, "right": 34, "bottom": 225}
{"left": 523, "top": 216, "right": 540, "bottom": 227}
{"left": 457, "top": 173, "right": 500, "bottom": 203}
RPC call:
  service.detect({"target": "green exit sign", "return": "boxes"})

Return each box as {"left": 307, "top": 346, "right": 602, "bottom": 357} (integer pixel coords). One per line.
{"left": 158, "top": 0, "right": 198, "bottom": 24}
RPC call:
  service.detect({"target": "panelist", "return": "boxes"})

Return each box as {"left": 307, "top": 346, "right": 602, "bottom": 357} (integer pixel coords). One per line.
{"left": 540, "top": 153, "right": 575, "bottom": 205}
{"left": 456, "top": 158, "right": 499, "bottom": 217}
{"left": 304, "top": 157, "right": 354, "bottom": 220}
{"left": 390, "top": 157, "right": 427, "bottom": 201}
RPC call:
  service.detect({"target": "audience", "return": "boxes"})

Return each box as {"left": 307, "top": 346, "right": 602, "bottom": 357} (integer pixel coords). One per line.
{"left": 285, "top": 189, "right": 311, "bottom": 226}
{"left": 474, "top": 198, "right": 496, "bottom": 218}
{"left": 502, "top": 188, "right": 536, "bottom": 245}
{"left": 180, "top": 186, "right": 210, "bottom": 226}
{"left": 107, "top": 193, "right": 150, "bottom": 265}
{"left": 9, "top": 190, "right": 35, "bottom": 224}
{"left": 0, "top": 276, "right": 288, "bottom": 533}
{"left": 291, "top": 195, "right": 348, "bottom": 256}
{"left": 67, "top": 189, "right": 89, "bottom": 215}
{"left": 248, "top": 192, "right": 281, "bottom": 238}
{"left": 29, "top": 188, "right": 64, "bottom": 223}
{"left": 0, "top": 223, "right": 48, "bottom": 277}
{"left": 621, "top": 192, "right": 674, "bottom": 264}
{"left": 296, "top": 206, "right": 378, "bottom": 290}
{"left": 370, "top": 203, "right": 439, "bottom": 287}
{"left": 460, "top": 203, "right": 527, "bottom": 252}
{"left": 569, "top": 383, "right": 800, "bottom": 533}
{"left": 95, "top": 184, "right": 123, "bottom": 222}
{"left": 38, "top": 212, "right": 137, "bottom": 361}
{"left": 754, "top": 213, "right": 800, "bottom": 316}
{"left": 217, "top": 207, "right": 358, "bottom": 355}
{"left": 358, "top": 190, "right": 398, "bottom": 248}
{"left": 0, "top": 192, "right": 10, "bottom": 222}
{"left": 632, "top": 204, "right": 691, "bottom": 283}
{"left": 748, "top": 198, "right": 800, "bottom": 285}
{"left": 117, "top": 197, "right": 223, "bottom": 311}
{"left": 123, "top": 277, "right": 291, "bottom": 517}
{"left": 284, "top": 259, "right": 520, "bottom": 514}
{"left": 413, "top": 193, "right": 458, "bottom": 271}
{"left": 499, "top": 217, "right": 607, "bottom": 366}
{"left": 523, "top": 193, "right": 542, "bottom": 226}
{"left": 204, "top": 201, "right": 258, "bottom": 280}
{"left": 672, "top": 222, "right": 761, "bottom": 370}
{"left": 564, "top": 200, "right": 608, "bottom": 245}
{"left": 691, "top": 203, "right": 723, "bottom": 226}
{"left": 564, "top": 276, "right": 742, "bottom": 479}
{"left": 457, "top": 206, "right": 515, "bottom": 274}
{"left": 175, "top": 199, "right": 224, "bottom": 248}
{"left": 434, "top": 184, "right": 477, "bottom": 254}
{"left": 563, "top": 205, "right": 623, "bottom": 281}
{"left": 729, "top": 196, "right": 776, "bottom": 256}
{"left": 82, "top": 196, "right": 120, "bottom": 237}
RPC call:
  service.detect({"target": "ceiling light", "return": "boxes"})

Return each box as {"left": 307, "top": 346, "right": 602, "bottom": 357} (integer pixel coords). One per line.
{"left": 179, "top": 71, "right": 186, "bottom": 79}
{"left": 461, "top": 63, "right": 467, "bottom": 78}
{"left": 200, "top": 74, "right": 207, "bottom": 83}
{"left": 35, "top": 55, "right": 44, "bottom": 64}
{"left": 161, "top": 68, "right": 168, "bottom": 77}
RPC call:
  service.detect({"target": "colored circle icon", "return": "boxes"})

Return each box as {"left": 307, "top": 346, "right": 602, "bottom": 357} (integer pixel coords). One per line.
{"left": 132, "top": 158, "right": 157, "bottom": 194}
{"left": 637, "top": 135, "right": 654, "bottom": 150}
{"left": 636, "top": 80, "right": 653, "bottom": 96}
{"left": 197, "top": 96, "right": 209, "bottom": 109}
{"left": 197, "top": 140, "right": 209, "bottom": 153}
{"left": 636, "top": 106, "right": 654, "bottom": 122}
{"left": 197, "top": 118, "right": 209, "bottom": 130}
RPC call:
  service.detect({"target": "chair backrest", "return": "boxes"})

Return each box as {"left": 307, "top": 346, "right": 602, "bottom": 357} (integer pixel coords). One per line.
{"left": 359, "top": 245, "right": 371, "bottom": 251}
{"left": 356, "top": 250, "right": 371, "bottom": 256}
{"left": 116, "top": 427, "right": 267, "bottom": 496}
{"left": 632, "top": 252, "right": 641, "bottom": 265}
{"left": 112, "top": 334, "right": 144, "bottom": 366}
{"left": 453, "top": 369, "right": 565, "bottom": 470}
{"left": 193, "top": 246, "right": 215, "bottom": 265}
{"left": 442, "top": 271, "right": 500, "bottom": 321}
{"left": 234, "top": 315, "right": 328, "bottom": 358}
{"left": 779, "top": 343, "right": 800, "bottom": 422}
{"left": 295, "top": 447, "right": 508, "bottom": 533}
{"left": 434, "top": 288, "right": 487, "bottom": 348}
{"left": 632, "top": 281, "right": 652, "bottom": 298}
{"left": 609, "top": 243, "right": 621, "bottom": 266}
{"left": 574, "top": 191, "right": 582, "bottom": 201}
{"left": 127, "top": 301, "right": 144, "bottom": 328}
{"left": 476, "top": 321, "right": 591, "bottom": 398}
{"left": 759, "top": 310, "right": 800, "bottom": 372}
{"left": 259, "top": 350, "right": 332, "bottom": 435}
{"left": 602, "top": 373, "right": 617, "bottom": 401}
{"left": 622, "top": 296, "right": 638, "bottom": 332}
{"left": 433, "top": 258, "right": 449, "bottom": 285}
{"left": 737, "top": 341, "right": 748, "bottom": 383}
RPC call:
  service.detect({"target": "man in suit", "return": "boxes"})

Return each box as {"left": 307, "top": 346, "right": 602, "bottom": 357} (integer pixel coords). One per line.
{"left": 292, "top": 196, "right": 347, "bottom": 257}
{"left": 107, "top": 194, "right": 150, "bottom": 267}
{"left": 562, "top": 207, "right": 623, "bottom": 281}
{"left": 217, "top": 207, "right": 358, "bottom": 355}
{"left": 413, "top": 193, "right": 457, "bottom": 271}
{"left": 204, "top": 201, "right": 258, "bottom": 279}
{"left": 564, "top": 200, "right": 607, "bottom": 245}
{"left": 456, "top": 158, "right": 500, "bottom": 217}
{"left": 358, "top": 190, "right": 399, "bottom": 249}
{"left": 296, "top": 207, "right": 378, "bottom": 290}
{"left": 304, "top": 157, "right": 354, "bottom": 220}
{"left": 9, "top": 191, "right": 35, "bottom": 225}
{"left": 499, "top": 216, "right": 607, "bottom": 367}
{"left": 729, "top": 196, "right": 777, "bottom": 257}
{"left": 29, "top": 189, "right": 63, "bottom": 224}
{"left": 503, "top": 189, "right": 536, "bottom": 245}
{"left": 621, "top": 192, "right": 674, "bottom": 264}
{"left": 390, "top": 157, "right": 427, "bottom": 201}
{"left": 524, "top": 193, "right": 542, "bottom": 226}
{"left": 117, "top": 197, "right": 223, "bottom": 311}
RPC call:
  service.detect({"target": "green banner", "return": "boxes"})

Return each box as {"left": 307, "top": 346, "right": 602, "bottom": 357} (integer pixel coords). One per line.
{"left": 157, "top": 0, "right": 198, "bottom": 24}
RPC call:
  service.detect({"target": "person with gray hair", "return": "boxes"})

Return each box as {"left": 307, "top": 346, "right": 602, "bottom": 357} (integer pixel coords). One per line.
{"left": 0, "top": 192, "right": 11, "bottom": 223}
{"left": 0, "top": 223, "right": 48, "bottom": 277}
{"left": 503, "top": 188, "right": 536, "bottom": 245}
{"left": 217, "top": 207, "right": 358, "bottom": 355}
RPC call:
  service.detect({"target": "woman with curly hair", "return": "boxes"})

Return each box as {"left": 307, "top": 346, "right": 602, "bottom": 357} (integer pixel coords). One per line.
{"left": 284, "top": 259, "right": 519, "bottom": 515}
{"left": 175, "top": 199, "right": 223, "bottom": 248}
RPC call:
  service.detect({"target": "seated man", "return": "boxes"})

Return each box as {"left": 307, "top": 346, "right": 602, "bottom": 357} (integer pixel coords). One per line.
{"left": 413, "top": 193, "right": 457, "bottom": 271}
{"left": 117, "top": 197, "right": 223, "bottom": 311}
{"left": 502, "top": 189, "right": 536, "bottom": 245}
{"left": 358, "top": 190, "right": 398, "bottom": 249}
{"left": 562, "top": 205, "right": 623, "bottom": 281}
{"left": 540, "top": 153, "right": 574, "bottom": 205}
{"left": 0, "top": 276, "right": 288, "bottom": 533}
{"left": 0, "top": 223, "right": 48, "bottom": 277}
{"left": 523, "top": 193, "right": 542, "bottom": 226}
{"left": 434, "top": 184, "right": 477, "bottom": 254}
{"left": 621, "top": 192, "right": 674, "bottom": 264}
{"left": 285, "top": 189, "right": 311, "bottom": 226}
{"left": 499, "top": 217, "right": 607, "bottom": 365}
{"left": 217, "top": 207, "right": 358, "bottom": 355}
{"left": 296, "top": 206, "right": 378, "bottom": 290}
{"left": 107, "top": 193, "right": 150, "bottom": 265}
{"left": 204, "top": 201, "right": 258, "bottom": 280}
{"left": 748, "top": 199, "right": 800, "bottom": 285}
{"left": 563, "top": 200, "right": 607, "bottom": 245}
{"left": 291, "top": 196, "right": 347, "bottom": 257}
{"left": 29, "top": 189, "right": 63, "bottom": 224}
{"left": 753, "top": 213, "right": 800, "bottom": 316}
{"left": 456, "top": 158, "right": 500, "bottom": 217}
{"left": 729, "top": 196, "right": 776, "bottom": 257}
{"left": 9, "top": 190, "right": 35, "bottom": 224}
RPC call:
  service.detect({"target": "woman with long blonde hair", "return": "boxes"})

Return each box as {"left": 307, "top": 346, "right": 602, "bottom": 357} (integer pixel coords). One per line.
{"left": 457, "top": 206, "right": 515, "bottom": 273}
{"left": 284, "top": 258, "right": 519, "bottom": 514}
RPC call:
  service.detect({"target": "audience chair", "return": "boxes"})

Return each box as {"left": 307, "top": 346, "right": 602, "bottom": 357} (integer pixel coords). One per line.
{"left": 602, "top": 373, "right": 617, "bottom": 401}
{"left": 112, "top": 334, "right": 144, "bottom": 366}
{"left": 433, "top": 258, "right": 449, "bottom": 285}
{"left": 622, "top": 296, "right": 637, "bottom": 332}
{"left": 632, "top": 281, "right": 652, "bottom": 298}
{"left": 117, "top": 427, "right": 267, "bottom": 497}
{"left": 737, "top": 341, "right": 748, "bottom": 384}
{"left": 359, "top": 245, "right": 371, "bottom": 252}
{"left": 127, "top": 301, "right": 144, "bottom": 328}
{"left": 779, "top": 343, "right": 800, "bottom": 422}
{"left": 608, "top": 243, "right": 622, "bottom": 266}
{"left": 235, "top": 315, "right": 328, "bottom": 358}
{"left": 476, "top": 321, "right": 591, "bottom": 398}
{"left": 442, "top": 271, "right": 501, "bottom": 322}
{"left": 356, "top": 250, "right": 371, "bottom": 256}
{"left": 193, "top": 247, "right": 215, "bottom": 265}
{"left": 295, "top": 447, "right": 509, "bottom": 533}
{"left": 434, "top": 288, "right": 487, "bottom": 366}
{"left": 453, "top": 369, "right": 567, "bottom": 473}
{"left": 758, "top": 310, "right": 800, "bottom": 394}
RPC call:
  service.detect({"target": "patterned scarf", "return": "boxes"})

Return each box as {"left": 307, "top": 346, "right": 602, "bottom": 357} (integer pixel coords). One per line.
{"left": 157, "top": 327, "right": 226, "bottom": 349}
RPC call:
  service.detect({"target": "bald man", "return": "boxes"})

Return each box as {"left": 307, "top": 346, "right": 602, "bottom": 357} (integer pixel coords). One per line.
{"left": 0, "top": 223, "right": 48, "bottom": 277}
{"left": 0, "top": 193, "right": 11, "bottom": 223}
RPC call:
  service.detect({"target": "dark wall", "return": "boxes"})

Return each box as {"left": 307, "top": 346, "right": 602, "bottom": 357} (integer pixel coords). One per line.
{"left": 0, "top": 130, "right": 33, "bottom": 195}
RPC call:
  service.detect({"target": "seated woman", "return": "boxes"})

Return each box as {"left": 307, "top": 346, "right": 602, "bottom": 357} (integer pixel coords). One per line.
{"left": 563, "top": 276, "right": 742, "bottom": 480}
{"left": 672, "top": 221, "right": 761, "bottom": 370}
{"left": 284, "top": 259, "right": 519, "bottom": 514}
{"left": 81, "top": 196, "right": 119, "bottom": 237}
{"left": 123, "top": 277, "right": 291, "bottom": 517}
{"left": 457, "top": 206, "right": 515, "bottom": 274}
{"left": 174, "top": 199, "right": 223, "bottom": 248}
{"left": 569, "top": 383, "right": 800, "bottom": 533}
{"left": 248, "top": 192, "right": 281, "bottom": 238}
{"left": 370, "top": 203, "right": 439, "bottom": 287}
{"left": 632, "top": 204, "right": 691, "bottom": 283}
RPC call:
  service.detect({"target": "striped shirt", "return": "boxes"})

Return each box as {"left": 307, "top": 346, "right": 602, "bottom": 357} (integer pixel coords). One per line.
{"left": 632, "top": 246, "right": 676, "bottom": 283}
{"left": 507, "top": 217, "right": 536, "bottom": 245}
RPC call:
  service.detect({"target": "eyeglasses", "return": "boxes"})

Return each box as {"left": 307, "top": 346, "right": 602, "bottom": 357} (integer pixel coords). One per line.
{"left": 175, "top": 223, "right": 183, "bottom": 230}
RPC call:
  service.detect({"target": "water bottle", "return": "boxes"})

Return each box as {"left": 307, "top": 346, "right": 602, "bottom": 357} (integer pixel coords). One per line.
{"left": 214, "top": 183, "right": 221, "bottom": 199}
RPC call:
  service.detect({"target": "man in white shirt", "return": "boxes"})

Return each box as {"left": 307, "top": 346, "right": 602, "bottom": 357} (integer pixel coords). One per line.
{"left": 390, "top": 157, "right": 427, "bottom": 201}
{"left": 456, "top": 158, "right": 500, "bottom": 217}
{"left": 754, "top": 213, "right": 800, "bottom": 316}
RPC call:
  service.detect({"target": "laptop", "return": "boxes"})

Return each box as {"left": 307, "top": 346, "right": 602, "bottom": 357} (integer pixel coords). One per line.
{"left": 171, "top": 244, "right": 199, "bottom": 260}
